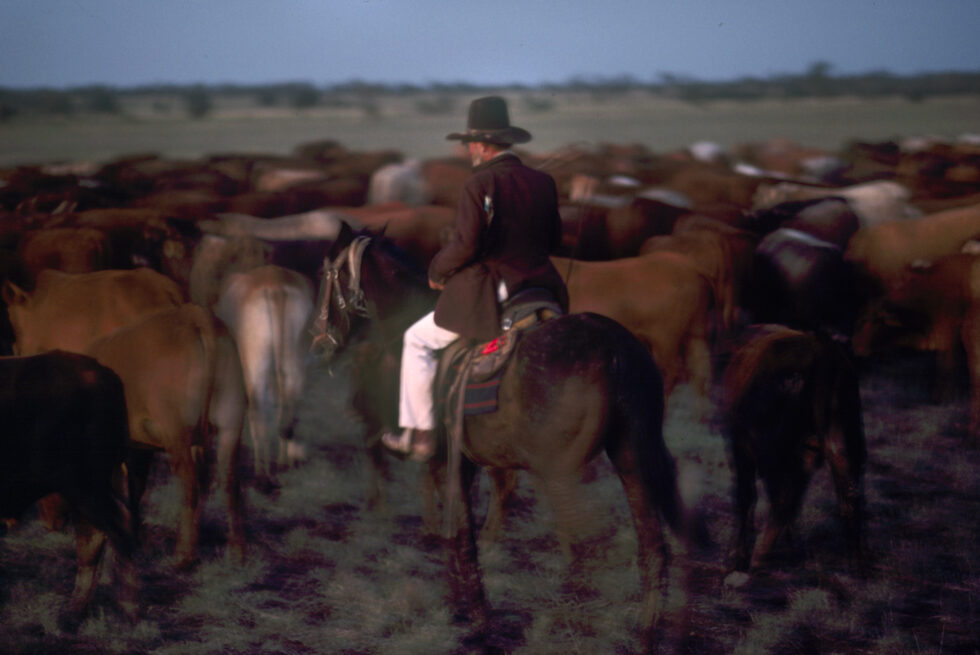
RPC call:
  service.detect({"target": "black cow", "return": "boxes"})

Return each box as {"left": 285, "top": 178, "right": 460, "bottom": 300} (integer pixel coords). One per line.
{"left": 745, "top": 227, "right": 865, "bottom": 340}
{"left": 721, "top": 325, "right": 866, "bottom": 580}
{"left": 748, "top": 197, "right": 861, "bottom": 250}
{"left": 0, "top": 350, "right": 137, "bottom": 629}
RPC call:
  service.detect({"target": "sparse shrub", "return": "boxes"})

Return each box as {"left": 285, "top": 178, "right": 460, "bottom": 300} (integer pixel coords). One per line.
{"left": 183, "top": 85, "right": 212, "bottom": 119}
{"left": 522, "top": 94, "right": 555, "bottom": 113}
{"left": 81, "top": 85, "right": 120, "bottom": 114}
{"left": 414, "top": 94, "right": 456, "bottom": 115}
{"left": 256, "top": 88, "right": 277, "bottom": 107}
{"left": 289, "top": 83, "right": 320, "bottom": 110}
{"left": 37, "top": 90, "right": 74, "bottom": 115}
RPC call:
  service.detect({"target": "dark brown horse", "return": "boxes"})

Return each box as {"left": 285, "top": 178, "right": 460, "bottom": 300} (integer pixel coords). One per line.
{"left": 721, "top": 324, "right": 866, "bottom": 584}
{"left": 314, "top": 223, "right": 687, "bottom": 650}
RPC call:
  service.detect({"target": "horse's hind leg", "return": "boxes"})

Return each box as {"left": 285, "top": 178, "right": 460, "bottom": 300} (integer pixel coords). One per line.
{"left": 611, "top": 463, "right": 671, "bottom": 628}
{"left": 537, "top": 471, "right": 593, "bottom": 562}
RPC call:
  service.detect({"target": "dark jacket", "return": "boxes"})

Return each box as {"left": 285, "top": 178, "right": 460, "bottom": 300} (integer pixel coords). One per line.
{"left": 429, "top": 152, "right": 568, "bottom": 341}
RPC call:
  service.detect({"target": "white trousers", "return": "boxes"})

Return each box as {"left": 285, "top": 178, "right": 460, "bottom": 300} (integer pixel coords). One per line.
{"left": 399, "top": 311, "right": 459, "bottom": 430}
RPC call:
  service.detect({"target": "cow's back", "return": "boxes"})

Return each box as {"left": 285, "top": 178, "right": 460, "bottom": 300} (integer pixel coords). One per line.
{"left": 6, "top": 268, "right": 183, "bottom": 355}
{"left": 15, "top": 227, "right": 109, "bottom": 287}
{"left": 88, "top": 304, "right": 215, "bottom": 447}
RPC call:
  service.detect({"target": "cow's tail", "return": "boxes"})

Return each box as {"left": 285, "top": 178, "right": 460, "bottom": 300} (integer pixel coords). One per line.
{"left": 260, "top": 285, "right": 285, "bottom": 432}
{"left": 192, "top": 305, "right": 219, "bottom": 488}
{"left": 687, "top": 254, "right": 727, "bottom": 343}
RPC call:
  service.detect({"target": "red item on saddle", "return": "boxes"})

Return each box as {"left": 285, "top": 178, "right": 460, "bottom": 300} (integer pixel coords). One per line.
{"left": 481, "top": 334, "right": 506, "bottom": 355}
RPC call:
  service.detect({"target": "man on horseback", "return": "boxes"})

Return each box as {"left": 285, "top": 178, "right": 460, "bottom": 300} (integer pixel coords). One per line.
{"left": 381, "top": 95, "right": 569, "bottom": 461}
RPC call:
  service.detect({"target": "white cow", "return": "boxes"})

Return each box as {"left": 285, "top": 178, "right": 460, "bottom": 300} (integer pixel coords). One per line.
{"left": 367, "top": 159, "right": 427, "bottom": 205}
{"left": 752, "top": 180, "right": 921, "bottom": 227}
{"left": 200, "top": 209, "right": 363, "bottom": 242}
{"left": 216, "top": 265, "right": 314, "bottom": 480}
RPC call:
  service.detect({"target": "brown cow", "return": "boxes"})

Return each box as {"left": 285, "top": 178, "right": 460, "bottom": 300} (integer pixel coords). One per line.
{"left": 853, "top": 253, "right": 980, "bottom": 415}
{"left": 87, "top": 304, "right": 247, "bottom": 567}
{"left": 640, "top": 216, "right": 757, "bottom": 338}
{"left": 733, "top": 138, "right": 838, "bottom": 179}
{"left": 552, "top": 250, "right": 715, "bottom": 406}
{"left": 563, "top": 191, "right": 692, "bottom": 261}
{"left": 420, "top": 157, "right": 470, "bottom": 208}
{"left": 340, "top": 202, "right": 456, "bottom": 267}
{"left": 646, "top": 159, "right": 763, "bottom": 216}
{"left": 845, "top": 202, "right": 980, "bottom": 289}
{"left": 3, "top": 268, "right": 183, "bottom": 356}
{"left": 14, "top": 227, "right": 109, "bottom": 287}
{"left": 2, "top": 267, "right": 187, "bottom": 535}
{"left": 45, "top": 208, "right": 202, "bottom": 290}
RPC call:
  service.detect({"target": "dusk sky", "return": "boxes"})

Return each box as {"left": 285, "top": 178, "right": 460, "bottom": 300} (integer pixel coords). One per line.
{"left": 3, "top": 1, "right": 979, "bottom": 89}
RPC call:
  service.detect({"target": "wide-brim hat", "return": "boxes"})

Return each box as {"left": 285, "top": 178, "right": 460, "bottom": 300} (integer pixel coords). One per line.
{"left": 446, "top": 95, "right": 532, "bottom": 145}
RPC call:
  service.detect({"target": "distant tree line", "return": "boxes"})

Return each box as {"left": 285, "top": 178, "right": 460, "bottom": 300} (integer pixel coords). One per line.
{"left": 1, "top": 63, "right": 978, "bottom": 121}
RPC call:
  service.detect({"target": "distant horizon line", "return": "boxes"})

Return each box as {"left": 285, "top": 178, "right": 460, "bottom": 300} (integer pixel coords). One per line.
{"left": 4, "top": 65, "right": 980, "bottom": 92}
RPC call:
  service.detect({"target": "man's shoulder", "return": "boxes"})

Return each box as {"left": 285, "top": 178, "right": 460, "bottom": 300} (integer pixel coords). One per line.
{"left": 474, "top": 154, "right": 553, "bottom": 185}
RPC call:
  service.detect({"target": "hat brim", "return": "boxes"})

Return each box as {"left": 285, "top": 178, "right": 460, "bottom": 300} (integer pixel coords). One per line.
{"left": 446, "top": 126, "right": 532, "bottom": 145}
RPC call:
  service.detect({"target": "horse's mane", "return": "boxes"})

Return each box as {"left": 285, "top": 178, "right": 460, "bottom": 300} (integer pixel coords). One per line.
{"left": 366, "top": 228, "right": 430, "bottom": 288}
{"left": 358, "top": 229, "right": 438, "bottom": 331}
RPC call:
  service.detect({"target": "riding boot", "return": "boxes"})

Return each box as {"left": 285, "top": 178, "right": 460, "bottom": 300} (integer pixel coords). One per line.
{"left": 381, "top": 428, "right": 436, "bottom": 462}
{"left": 381, "top": 428, "right": 413, "bottom": 454}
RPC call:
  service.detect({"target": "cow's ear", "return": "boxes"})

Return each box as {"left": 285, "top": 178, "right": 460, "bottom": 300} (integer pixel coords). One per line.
{"left": 1, "top": 280, "right": 27, "bottom": 306}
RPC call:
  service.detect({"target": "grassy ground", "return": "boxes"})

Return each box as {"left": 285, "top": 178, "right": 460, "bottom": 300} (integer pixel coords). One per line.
{"left": 1, "top": 346, "right": 977, "bottom": 654}
{"left": 2, "top": 93, "right": 979, "bottom": 167}
{"left": 2, "top": 97, "right": 979, "bottom": 653}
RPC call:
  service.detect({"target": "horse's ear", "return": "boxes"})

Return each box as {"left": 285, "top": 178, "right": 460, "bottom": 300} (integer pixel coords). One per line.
{"left": 328, "top": 220, "right": 355, "bottom": 259}
{"left": 2, "top": 279, "right": 27, "bottom": 306}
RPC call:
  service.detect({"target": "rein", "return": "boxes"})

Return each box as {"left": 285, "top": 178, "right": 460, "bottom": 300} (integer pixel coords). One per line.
{"left": 311, "top": 235, "right": 372, "bottom": 359}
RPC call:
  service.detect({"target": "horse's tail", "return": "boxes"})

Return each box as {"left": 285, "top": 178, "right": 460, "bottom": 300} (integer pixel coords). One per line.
{"left": 608, "top": 320, "right": 684, "bottom": 533}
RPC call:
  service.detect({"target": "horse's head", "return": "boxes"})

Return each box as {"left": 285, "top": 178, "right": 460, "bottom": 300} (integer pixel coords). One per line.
{"left": 311, "top": 227, "right": 372, "bottom": 361}
{"left": 310, "top": 222, "right": 435, "bottom": 361}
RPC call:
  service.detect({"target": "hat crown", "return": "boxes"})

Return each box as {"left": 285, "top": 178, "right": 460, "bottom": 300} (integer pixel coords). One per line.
{"left": 467, "top": 96, "right": 511, "bottom": 131}
{"left": 446, "top": 95, "right": 531, "bottom": 144}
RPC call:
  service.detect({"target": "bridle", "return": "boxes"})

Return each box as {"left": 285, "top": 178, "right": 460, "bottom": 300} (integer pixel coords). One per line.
{"left": 311, "top": 235, "right": 373, "bottom": 359}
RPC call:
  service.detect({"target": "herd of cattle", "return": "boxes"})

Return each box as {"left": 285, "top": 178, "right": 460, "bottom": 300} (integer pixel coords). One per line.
{"left": 1, "top": 133, "right": 979, "bottom": 628}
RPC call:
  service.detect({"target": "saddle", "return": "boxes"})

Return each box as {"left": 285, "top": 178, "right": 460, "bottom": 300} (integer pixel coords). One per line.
{"left": 435, "top": 288, "right": 564, "bottom": 428}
